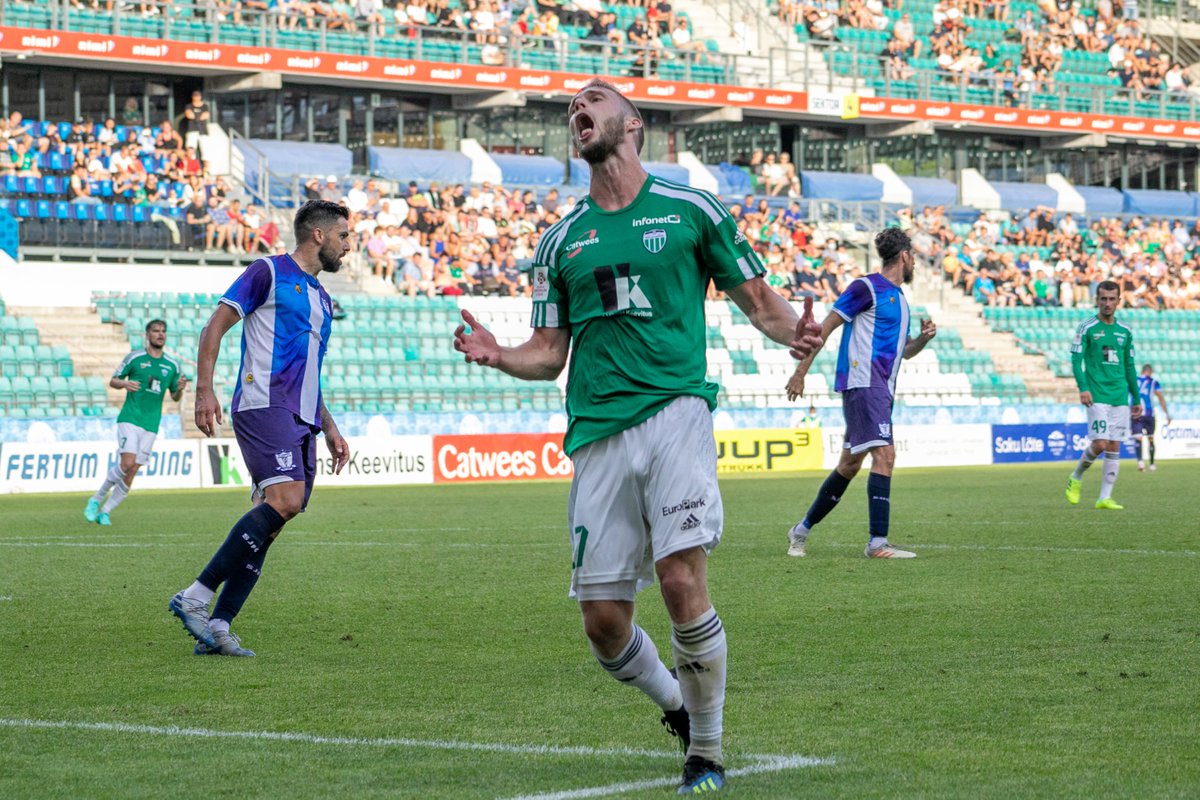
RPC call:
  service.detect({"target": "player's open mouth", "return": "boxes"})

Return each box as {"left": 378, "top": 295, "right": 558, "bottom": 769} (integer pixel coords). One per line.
{"left": 574, "top": 112, "right": 595, "bottom": 143}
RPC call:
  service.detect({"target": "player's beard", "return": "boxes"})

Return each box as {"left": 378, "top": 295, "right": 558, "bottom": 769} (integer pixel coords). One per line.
{"left": 903, "top": 260, "right": 914, "bottom": 283}
{"left": 319, "top": 244, "right": 343, "bottom": 273}
{"left": 578, "top": 115, "right": 626, "bottom": 165}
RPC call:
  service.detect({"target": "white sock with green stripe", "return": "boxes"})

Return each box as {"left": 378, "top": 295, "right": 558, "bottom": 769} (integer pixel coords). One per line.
{"left": 592, "top": 625, "right": 682, "bottom": 711}
{"left": 672, "top": 607, "right": 726, "bottom": 764}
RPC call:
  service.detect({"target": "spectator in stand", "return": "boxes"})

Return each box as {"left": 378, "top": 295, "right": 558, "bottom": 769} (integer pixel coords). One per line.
{"left": 184, "top": 195, "right": 212, "bottom": 251}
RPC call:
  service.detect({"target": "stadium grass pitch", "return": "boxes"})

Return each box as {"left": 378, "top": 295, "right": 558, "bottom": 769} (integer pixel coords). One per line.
{"left": 1, "top": 461, "right": 1197, "bottom": 799}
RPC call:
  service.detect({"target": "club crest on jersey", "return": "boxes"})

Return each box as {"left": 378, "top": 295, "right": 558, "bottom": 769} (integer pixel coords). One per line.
{"left": 275, "top": 450, "right": 294, "bottom": 471}
{"left": 294, "top": 283, "right": 303, "bottom": 293}
{"left": 642, "top": 229, "right": 667, "bottom": 254}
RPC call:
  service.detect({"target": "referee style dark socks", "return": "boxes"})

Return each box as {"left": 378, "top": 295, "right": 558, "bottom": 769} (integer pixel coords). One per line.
{"left": 197, "top": 503, "right": 286, "bottom": 592}
{"left": 867, "top": 472, "right": 892, "bottom": 539}
{"left": 802, "top": 469, "right": 852, "bottom": 529}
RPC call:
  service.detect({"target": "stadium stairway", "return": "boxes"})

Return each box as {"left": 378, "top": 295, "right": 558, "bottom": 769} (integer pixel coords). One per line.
{"left": 7, "top": 305, "right": 132, "bottom": 414}
{"left": 909, "top": 272, "right": 1077, "bottom": 401}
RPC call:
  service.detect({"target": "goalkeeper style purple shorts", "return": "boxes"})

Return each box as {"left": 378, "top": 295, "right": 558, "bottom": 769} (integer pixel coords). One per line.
{"left": 841, "top": 386, "right": 895, "bottom": 455}
{"left": 232, "top": 407, "right": 319, "bottom": 510}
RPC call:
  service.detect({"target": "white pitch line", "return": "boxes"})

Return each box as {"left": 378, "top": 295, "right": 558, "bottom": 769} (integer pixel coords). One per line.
{"left": 0, "top": 595, "right": 13, "bottom": 601}
{"left": 498, "top": 755, "right": 834, "bottom": 800}
{"left": 823, "top": 541, "right": 1199, "bottom": 558}
{"left": 0, "top": 718, "right": 681, "bottom": 760}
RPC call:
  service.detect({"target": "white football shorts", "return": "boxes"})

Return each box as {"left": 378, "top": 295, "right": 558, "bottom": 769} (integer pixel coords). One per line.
{"left": 1086, "top": 402, "right": 1130, "bottom": 443}
{"left": 117, "top": 422, "right": 157, "bottom": 465}
{"left": 567, "top": 395, "right": 723, "bottom": 602}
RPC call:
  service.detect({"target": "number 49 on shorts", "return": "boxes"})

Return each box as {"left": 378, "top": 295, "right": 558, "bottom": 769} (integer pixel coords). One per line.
{"left": 1092, "top": 419, "right": 1107, "bottom": 434}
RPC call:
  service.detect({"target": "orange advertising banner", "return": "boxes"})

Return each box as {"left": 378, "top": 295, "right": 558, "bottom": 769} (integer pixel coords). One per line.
{"left": 432, "top": 432, "right": 573, "bottom": 484}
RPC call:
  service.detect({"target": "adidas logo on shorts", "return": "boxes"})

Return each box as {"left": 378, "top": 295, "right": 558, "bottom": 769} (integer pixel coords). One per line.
{"left": 680, "top": 514, "right": 702, "bottom": 531}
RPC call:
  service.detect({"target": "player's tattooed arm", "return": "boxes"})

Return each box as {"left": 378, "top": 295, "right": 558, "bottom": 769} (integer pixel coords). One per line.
{"left": 320, "top": 401, "right": 350, "bottom": 475}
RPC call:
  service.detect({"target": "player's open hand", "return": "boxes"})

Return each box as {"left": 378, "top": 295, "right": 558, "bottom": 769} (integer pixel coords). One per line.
{"left": 124, "top": 379, "right": 141, "bottom": 392}
{"left": 194, "top": 385, "right": 223, "bottom": 437}
{"left": 325, "top": 428, "right": 350, "bottom": 474}
{"left": 454, "top": 309, "right": 502, "bottom": 367}
{"left": 786, "top": 371, "right": 806, "bottom": 401}
{"left": 920, "top": 317, "right": 937, "bottom": 341}
{"left": 1079, "top": 391, "right": 1093, "bottom": 407}
{"left": 789, "top": 296, "right": 823, "bottom": 361}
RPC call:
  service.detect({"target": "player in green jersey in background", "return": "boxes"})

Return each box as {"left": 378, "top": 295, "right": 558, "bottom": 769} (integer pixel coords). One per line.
{"left": 455, "top": 78, "right": 821, "bottom": 795}
{"left": 1065, "top": 281, "right": 1141, "bottom": 510}
{"left": 85, "top": 319, "right": 187, "bottom": 526}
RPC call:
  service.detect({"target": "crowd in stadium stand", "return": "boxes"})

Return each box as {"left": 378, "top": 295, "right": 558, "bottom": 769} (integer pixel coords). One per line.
{"left": 903, "top": 205, "right": 1200, "bottom": 310}
{"left": 332, "top": 176, "right": 855, "bottom": 301}
{"left": 0, "top": 94, "right": 284, "bottom": 254}
{"left": 57, "top": 0, "right": 715, "bottom": 75}
{"left": 778, "top": 0, "right": 1196, "bottom": 107}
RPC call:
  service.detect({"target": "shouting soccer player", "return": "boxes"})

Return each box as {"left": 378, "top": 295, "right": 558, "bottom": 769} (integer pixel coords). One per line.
{"left": 1066, "top": 280, "right": 1141, "bottom": 509}
{"left": 168, "top": 200, "right": 351, "bottom": 657}
{"left": 1134, "top": 363, "right": 1170, "bottom": 472}
{"left": 454, "top": 78, "right": 820, "bottom": 795}
{"left": 784, "top": 228, "right": 936, "bottom": 559}
{"left": 84, "top": 320, "right": 187, "bottom": 526}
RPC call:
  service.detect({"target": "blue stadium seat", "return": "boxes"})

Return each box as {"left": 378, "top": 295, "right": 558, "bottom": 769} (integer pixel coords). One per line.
{"left": 14, "top": 199, "right": 31, "bottom": 218}
{"left": 21, "top": 177, "right": 39, "bottom": 196}
{"left": 72, "top": 203, "right": 92, "bottom": 222}
{"left": 54, "top": 201, "right": 70, "bottom": 220}
{"left": 4, "top": 175, "right": 18, "bottom": 195}
{"left": 98, "top": 180, "right": 113, "bottom": 198}
{"left": 34, "top": 200, "right": 52, "bottom": 219}
{"left": 49, "top": 152, "right": 70, "bottom": 173}
{"left": 57, "top": 122, "right": 72, "bottom": 141}
{"left": 93, "top": 203, "right": 111, "bottom": 223}
{"left": 112, "top": 204, "right": 129, "bottom": 223}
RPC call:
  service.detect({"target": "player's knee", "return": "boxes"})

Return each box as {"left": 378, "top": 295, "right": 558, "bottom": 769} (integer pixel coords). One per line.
{"left": 580, "top": 604, "right": 631, "bottom": 652}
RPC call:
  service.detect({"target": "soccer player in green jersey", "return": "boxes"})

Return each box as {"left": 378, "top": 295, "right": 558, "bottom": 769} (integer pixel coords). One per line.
{"left": 454, "top": 78, "right": 821, "bottom": 795}
{"left": 85, "top": 319, "right": 187, "bottom": 526}
{"left": 1065, "top": 280, "right": 1142, "bottom": 510}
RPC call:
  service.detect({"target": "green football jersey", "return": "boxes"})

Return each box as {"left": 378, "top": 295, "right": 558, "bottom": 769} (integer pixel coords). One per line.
{"left": 530, "top": 176, "right": 765, "bottom": 455}
{"left": 1070, "top": 315, "right": 1138, "bottom": 406}
{"left": 113, "top": 349, "right": 182, "bottom": 433}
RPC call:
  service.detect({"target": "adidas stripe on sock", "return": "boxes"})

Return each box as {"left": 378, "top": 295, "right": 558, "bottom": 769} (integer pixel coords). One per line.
{"left": 671, "top": 607, "right": 727, "bottom": 764}
{"left": 593, "top": 625, "right": 682, "bottom": 712}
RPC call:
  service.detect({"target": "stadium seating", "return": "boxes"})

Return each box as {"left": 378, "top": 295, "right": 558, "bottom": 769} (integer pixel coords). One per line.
{"left": 91, "top": 290, "right": 1020, "bottom": 413}
{"left": 0, "top": 305, "right": 104, "bottom": 417}
{"left": 983, "top": 306, "right": 1200, "bottom": 396}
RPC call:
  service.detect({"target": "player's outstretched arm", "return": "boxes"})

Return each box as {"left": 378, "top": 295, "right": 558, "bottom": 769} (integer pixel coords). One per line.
{"left": 194, "top": 303, "right": 240, "bottom": 437}
{"left": 726, "top": 278, "right": 823, "bottom": 359}
{"left": 454, "top": 309, "right": 570, "bottom": 381}
{"left": 785, "top": 310, "right": 844, "bottom": 400}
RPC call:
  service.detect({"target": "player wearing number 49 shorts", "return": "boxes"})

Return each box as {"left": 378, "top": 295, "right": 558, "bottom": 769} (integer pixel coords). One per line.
{"left": 1065, "top": 281, "right": 1142, "bottom": 510}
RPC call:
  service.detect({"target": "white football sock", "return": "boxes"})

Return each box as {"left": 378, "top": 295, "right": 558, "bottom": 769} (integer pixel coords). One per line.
{"left": 182, "top": 581, "right": 215, "bottom": 605}
{"left": 592, "top": 625, "right": 683, "bottom": 711}
{"left": 101, "top": 481, "right": 128, "bottom": 514}
{"left": 671, "top": 607, "right": 727, "bottom": 764}
{"left": 1099, "top": 452, "right": 1121, "bottom": 500}
{"left": 94, "top": 465, "right": 125, "bottom": 502}
{"left": 1072, "top": 449, "right": 1098, "bottom": 481}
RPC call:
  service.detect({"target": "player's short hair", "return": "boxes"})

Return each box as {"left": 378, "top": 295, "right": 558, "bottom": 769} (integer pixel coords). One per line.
{"left": 575, "top": 78, "right": 644, "bottom": 155}
{"left": 145, "top": 319, "right": 166, "bottom": 333}
{"left": 1096, "top": 280, "right": 1120, "bottom": 296}
{"left": 875, "top": 228, "right": 912, "bottom": 265}
{"left": 1142, "top": 363, "right": 1153, "bottom": 373}
{"left": 293, "top": 199, "right": 349, "bottom": 244}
